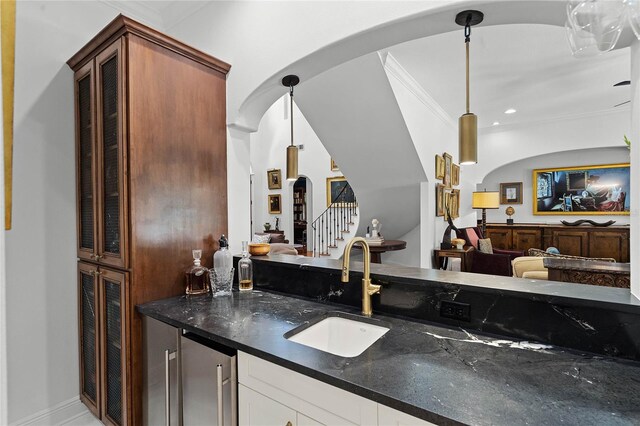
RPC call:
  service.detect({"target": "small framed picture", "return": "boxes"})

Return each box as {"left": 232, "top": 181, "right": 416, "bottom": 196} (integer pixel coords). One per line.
{"left": 267, "top": 169, "right": 282, "bottom": 190}
{"left": 436, "top": 184, "right": 445, "bottom": 217}
{"left": 443, "top": 153, "right": 453, "bottom": 188}
{"left": 500, "top": 182, "right": 523, "bottom": 204}
{"left": 435, "top": 155, "right": 445, "bottom": 180}
{"left": 268, "top": 194, "right": 282, "bottom": 214}
{"left": 452, "top": 164, "right": 460, "bottom": 186}
{"left": 330, "top": 159, "right": 339, "bottom": 171}
{"left": 450, "top": 189, "right": 460, "bottom": 219}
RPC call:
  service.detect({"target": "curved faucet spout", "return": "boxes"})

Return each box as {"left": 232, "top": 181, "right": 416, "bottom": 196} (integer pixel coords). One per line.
{"left": 341, "top": 237, "right": 380, "bottom": 317}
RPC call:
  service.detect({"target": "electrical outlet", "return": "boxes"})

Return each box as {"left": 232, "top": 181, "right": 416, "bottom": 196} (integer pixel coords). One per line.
{"left": 440, "top": 300, "right": 470, "bottom": 322}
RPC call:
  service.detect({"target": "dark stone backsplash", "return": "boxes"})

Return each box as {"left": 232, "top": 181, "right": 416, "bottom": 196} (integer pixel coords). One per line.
{"left": 235, "top": 255, "right": 640, "bottom": 361}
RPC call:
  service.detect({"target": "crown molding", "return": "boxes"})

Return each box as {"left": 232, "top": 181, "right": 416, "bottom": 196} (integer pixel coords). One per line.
{"left": 382, "top": 52, "right": 455, "bottom": 128}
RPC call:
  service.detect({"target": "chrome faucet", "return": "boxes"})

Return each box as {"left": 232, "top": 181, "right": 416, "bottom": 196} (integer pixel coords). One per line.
{"left": 341, "top": 237, "right": 381, "bottom": 317}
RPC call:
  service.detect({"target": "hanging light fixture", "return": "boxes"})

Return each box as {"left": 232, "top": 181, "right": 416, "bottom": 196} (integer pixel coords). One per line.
{"left": 282, "top": 74, "right": 300, "bottom": 181}
{"left": 455, "top": 10, "right": 483, "bottom": 165}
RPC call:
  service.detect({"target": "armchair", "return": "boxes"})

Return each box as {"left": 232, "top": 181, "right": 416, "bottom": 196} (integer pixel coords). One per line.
{"left": 455, "top": 227, "right": 524, "bottom": 276}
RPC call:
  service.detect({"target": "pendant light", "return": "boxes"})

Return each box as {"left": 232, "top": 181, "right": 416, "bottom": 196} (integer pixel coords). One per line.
{"left": 455, "top": 10, "right": 483, "bottom": 165}
{"left": 282, "top": 74, "right": 300, "bottom": 181}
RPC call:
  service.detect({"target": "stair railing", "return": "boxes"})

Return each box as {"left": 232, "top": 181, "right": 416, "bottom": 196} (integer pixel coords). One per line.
{"left": 311, "top": 183, "right": 358, "bottom": 257}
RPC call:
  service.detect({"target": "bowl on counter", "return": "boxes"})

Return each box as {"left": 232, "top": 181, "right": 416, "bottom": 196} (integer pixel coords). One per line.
{"left": 248, "top": 243, "right": 271, "bottom": 256}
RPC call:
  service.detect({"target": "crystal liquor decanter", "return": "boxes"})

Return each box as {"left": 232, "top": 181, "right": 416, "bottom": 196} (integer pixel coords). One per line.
{"left": 185, "top": 249, "right": 210, "bottom": 295}
{"left": 238, "top": 241, "right": 253, "bottom": 291}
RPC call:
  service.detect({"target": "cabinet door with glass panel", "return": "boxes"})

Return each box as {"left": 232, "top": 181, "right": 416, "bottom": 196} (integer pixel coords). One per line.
{"left": 98, "top": 267, "right": 129, "bottom": 426}
{"left": 95, "top": 39, "right": 128, "bottom": 269}
{"left": 78, "top": 262, "right": 101, "bottom": 418}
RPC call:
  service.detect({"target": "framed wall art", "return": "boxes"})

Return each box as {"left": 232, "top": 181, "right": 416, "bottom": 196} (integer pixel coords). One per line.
{"left": 268, "top": 194, "right": 282, "bottom": 214}
{"left": 330, "top": 158, "right": 339, "bottom": 171}
{"left": 436, "top": 184, "right": 445, "bottom": 217}
{"left": 326, "top": 176, "right": 356, "bottom": 207}
{"left": 267, "top": 169, "right": 282, "bottom": 189}
{"left": 452, "top": 164, "right": 460, "bottom": 186}
{"left": 443, "top": 152, "right": 453, "bottom": 188}
{"left": 500, "top": 182, "right": 523, "bottom": 204}
{"left": 533, "top": 163, "right": 630, "bottom": 215}
{"left": 435, "top": 155, "right": 445, "bottom": 180}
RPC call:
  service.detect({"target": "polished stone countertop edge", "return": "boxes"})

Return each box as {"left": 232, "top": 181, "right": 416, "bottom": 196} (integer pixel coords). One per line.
{"left": 239, "top": 254, "right": 640, "bottom": 312}
{"left": 138, "top": 305, "right": 458, "bottom": 425}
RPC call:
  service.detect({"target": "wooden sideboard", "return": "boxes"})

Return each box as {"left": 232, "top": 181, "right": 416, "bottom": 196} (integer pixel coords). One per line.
{"left": 544, "top": 257, "right": 630, "bottom": 288}
{"left": 485, "top": 223, "right": 630, "bottom": 262}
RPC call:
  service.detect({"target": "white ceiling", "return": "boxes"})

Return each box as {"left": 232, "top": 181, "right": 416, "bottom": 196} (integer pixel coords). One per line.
{"left": 101, "top": 1, "right": 210, "bottom": 29}
{"left": 387, "top": 23, "right": 631, "bottom": 129}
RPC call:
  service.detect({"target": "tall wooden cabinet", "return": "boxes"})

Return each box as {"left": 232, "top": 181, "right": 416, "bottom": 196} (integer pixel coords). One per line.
{"left": 69, "top": 15, "right": 230, "bottom": 425}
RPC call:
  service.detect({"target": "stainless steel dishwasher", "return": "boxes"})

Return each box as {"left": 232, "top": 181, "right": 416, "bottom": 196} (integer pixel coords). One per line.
{"left": 143, "top": 316, "right": 238, "bottom": 426}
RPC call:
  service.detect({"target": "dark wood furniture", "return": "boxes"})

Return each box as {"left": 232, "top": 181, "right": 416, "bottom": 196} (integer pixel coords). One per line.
{"left": 544, "top": 257, "right": 630, "bottom": 288}
{"left": 69, "top": 15, "right": 230, "bottom": 425}
{"left": 355, "top": 240, "right": 407, "bottom": 263}
{"left": 434, "top": 247, "right": 473, "bottom": 272}
{"left": 485, "top": 223, "right": 629, "bottom": 262}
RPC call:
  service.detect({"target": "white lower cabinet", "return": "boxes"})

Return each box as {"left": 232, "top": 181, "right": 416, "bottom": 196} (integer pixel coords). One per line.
{"left": 238, "top": 352, "right": 436, "bottom": 426}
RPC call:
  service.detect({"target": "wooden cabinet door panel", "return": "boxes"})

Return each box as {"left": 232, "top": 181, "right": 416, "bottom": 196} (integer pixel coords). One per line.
{"left": 552, "top": 231, "right": 588, "bottom": 257}
{"left": 512, "top": 229, "right": 542, "bottom": 252}
{"left": 589, "top": 231, "right": 629, "bottom": 262}
{"left": 485, "top": 228, "right": 512, "bottom": 250}
{"left": 78, "top": 262, "right": 100, "bottom": 418}
{"left": 99, "top": 267, "right": 130, "bottom": 426}
{"left": 75, "top": 62, "right": 98, "bottom": 262}
{"left": 95, "top": 39, "right": 129, "bottom": 269}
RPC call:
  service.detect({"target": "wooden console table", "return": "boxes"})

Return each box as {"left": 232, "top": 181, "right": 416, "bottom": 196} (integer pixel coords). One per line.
{"left": 485, "top": 223, "right": 629, "bottom": 262}
{"left": 544, "top": 257, "right": 630, "bottom": 288}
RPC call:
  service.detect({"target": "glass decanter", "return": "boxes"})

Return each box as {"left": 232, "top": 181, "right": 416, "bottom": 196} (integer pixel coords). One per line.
{"left": 185, "top": 249, "right": 210, "bottom": 295}
{"left": 238, "top": 241, "right": 253, "bottom": 291}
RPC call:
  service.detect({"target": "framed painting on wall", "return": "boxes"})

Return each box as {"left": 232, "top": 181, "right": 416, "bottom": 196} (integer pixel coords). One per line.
{"left": 448, "top": 189, "right": 460, "bottom": 219}
{"left": 452, "top": 164, "right": 460, "bottom": 186}
{"left": 533, "top": 163, "right": 630, "bottom": 215}
{"left": 435, "top": 155, "right": 445, "bottom": 180}
{"left": 500, "top": 182, "right": 523, "bottom": 204}
{"left": 267, "top": 169, "right": 282, "bottom": 189}
{"left": 436, "top": 184, "right": 445, "bottom": 217}
{"left": 331, "top": 158, "right": 339, "bottom": 171}
{"left": 443, "top": 152, "right": 453, "bottom": 188}
{"left": 268, "top": 194, "right": 282, "bottom": 214}
{"left": 326, "top": 176, "right": 355, "bottom": 207}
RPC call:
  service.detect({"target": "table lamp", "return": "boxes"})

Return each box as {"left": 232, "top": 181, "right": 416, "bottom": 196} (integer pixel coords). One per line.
{"left": 472, "top": 190, "right": 500, "bottom": 235}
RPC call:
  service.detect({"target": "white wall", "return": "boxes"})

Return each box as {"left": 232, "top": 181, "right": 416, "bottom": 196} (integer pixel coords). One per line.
{"left": 251, "top": 96, "right": 343, "bottom": 250}
{"left": 5, "top": 2, "right": 157, "bottom": 422}
{"left": 481, "top": 147, "right": 631, "bottom": 224}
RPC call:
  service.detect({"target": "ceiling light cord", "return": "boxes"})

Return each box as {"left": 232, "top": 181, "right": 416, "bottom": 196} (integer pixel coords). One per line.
{"left": 465, "top": 20, "right": 471, "bottom": 114}
{"left": 289, "top": 84, "right": 294, "bottom": 147}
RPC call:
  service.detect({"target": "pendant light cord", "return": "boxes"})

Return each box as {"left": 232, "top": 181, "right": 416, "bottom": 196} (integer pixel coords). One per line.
{"left": 465, "top": 18, "right": 471, "bottom": 114}
{"left": 289, "top": 85, "right": 294, "bottom": 147}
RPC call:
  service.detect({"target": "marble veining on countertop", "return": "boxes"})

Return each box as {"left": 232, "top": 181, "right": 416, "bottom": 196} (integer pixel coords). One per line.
{"left": 138, "top": 290, "right": 640, "bottom": 426}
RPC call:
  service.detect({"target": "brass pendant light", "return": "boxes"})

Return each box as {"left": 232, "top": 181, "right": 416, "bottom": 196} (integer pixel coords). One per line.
{"left": 282, "top": 74, "right": 300, "bottom": 181}
{"left": 456, "top": 10, "right": 483, "bottom": 165}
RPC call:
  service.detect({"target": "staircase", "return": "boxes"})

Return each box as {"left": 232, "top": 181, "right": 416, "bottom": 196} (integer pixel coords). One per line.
{"left": 312, "top": 182, "right": 358, "bottom": 257}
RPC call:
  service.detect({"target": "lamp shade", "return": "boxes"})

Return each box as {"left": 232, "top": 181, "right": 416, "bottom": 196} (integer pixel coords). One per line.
{"left": 472, "top": 191, "right": 499, "bottom": 209}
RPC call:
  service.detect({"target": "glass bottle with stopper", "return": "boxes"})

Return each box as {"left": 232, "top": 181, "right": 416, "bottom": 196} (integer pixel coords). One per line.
{"left": 185, "top": 249, "right": 210, "bottom": 295}
{"left": 238, "top": 241, "right": 253, "bottom": 291}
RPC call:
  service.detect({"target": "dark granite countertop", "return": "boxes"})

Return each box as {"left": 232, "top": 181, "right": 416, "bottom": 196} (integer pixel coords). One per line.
{"left": 138, "top": 289, "right": 640, "bottom": 426}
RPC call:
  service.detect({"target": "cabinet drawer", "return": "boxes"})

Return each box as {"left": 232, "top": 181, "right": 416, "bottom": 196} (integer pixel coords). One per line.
{"left": 239, "top": 385, "right": 297, "bottom": 426}
{"left": 238, "top": 352, "right": 377, "bottom": 425}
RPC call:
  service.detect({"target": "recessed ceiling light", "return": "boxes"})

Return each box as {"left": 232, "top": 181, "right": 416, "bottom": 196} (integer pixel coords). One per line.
{"left": 504, "top": 108, "right": 517, "bottom": 114}
{"left": 492, "top": 121, "right": 500, "bottom": 126}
